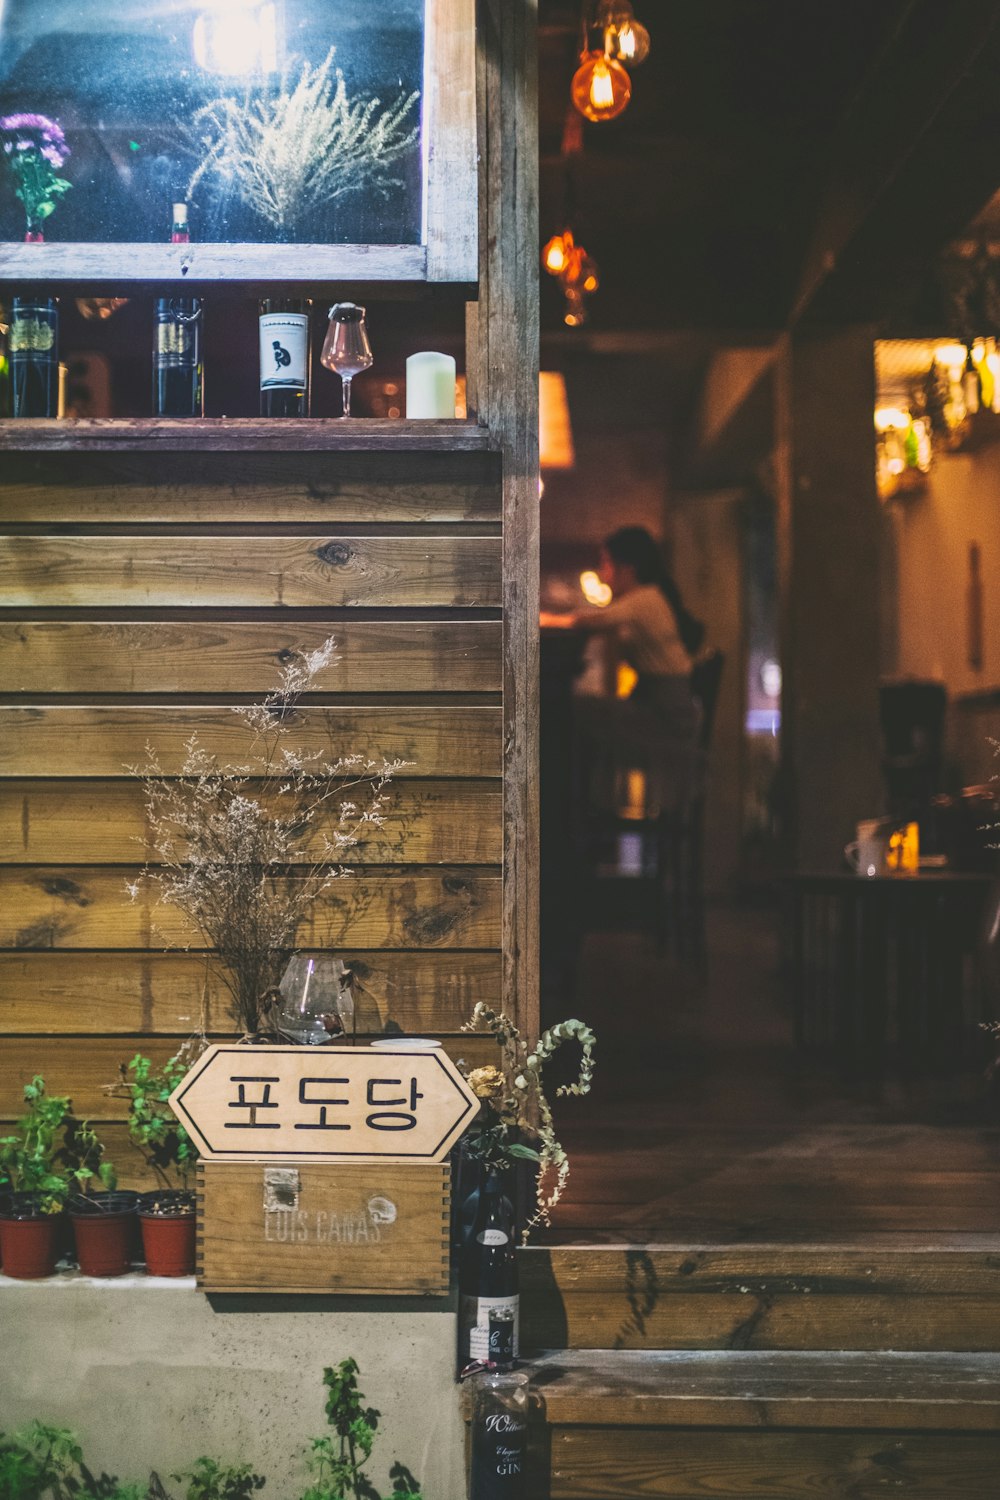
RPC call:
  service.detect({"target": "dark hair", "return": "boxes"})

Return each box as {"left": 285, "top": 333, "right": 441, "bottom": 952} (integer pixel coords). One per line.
{"left": 603, "top": 526, "right": 705, "bottom": 657}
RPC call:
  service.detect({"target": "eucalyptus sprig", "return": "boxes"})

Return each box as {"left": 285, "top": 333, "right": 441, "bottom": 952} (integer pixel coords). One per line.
{"left": 461, "top": 1006, "right": 597, "bottom": 1239}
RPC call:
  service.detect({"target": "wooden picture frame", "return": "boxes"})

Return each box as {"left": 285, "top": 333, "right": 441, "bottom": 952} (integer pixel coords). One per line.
{"left": 0, "top": 0, "right": 477, "bottom": 288}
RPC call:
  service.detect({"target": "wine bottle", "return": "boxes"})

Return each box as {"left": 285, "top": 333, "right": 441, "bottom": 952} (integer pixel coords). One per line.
{"left": 259, "top": 297, "right": 312, "bottom": 417}
{"left": 154, "top": 204, "right": 204, "bottom": 418}
{"left": 171, "top": 201, "right": 190, "bottom": 245}
{"left": 153, "top": 299, "right": 203, "bottom": 417}
{"left": 459, "top": 1168, "right": 519, "bottom": 1370}
{"left": 10, "top": 296, "right": 58, "bottom": 417}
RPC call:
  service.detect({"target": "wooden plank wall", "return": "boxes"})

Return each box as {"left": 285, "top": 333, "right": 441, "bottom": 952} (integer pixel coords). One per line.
{"left": 0, "top": 444, "right": 504, "bottom": 1187}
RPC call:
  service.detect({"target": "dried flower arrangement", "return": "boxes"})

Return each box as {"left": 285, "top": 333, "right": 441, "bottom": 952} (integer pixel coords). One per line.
{"left": 188, "top": 50, "right": 419, "bottom": 238}
{"left": 461, "top": 1005, "right": 597, "bottom": 1240}
{"left": 0, "top": 113, "right": 70, "bottom": 237}
{"left": 128, "top": 640, "right": 404, "bottom": 1038}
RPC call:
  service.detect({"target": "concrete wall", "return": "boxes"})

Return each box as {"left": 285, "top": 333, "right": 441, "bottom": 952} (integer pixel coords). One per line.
{"left": 0, "top": 1276, "right": 465, "bottom": 1499}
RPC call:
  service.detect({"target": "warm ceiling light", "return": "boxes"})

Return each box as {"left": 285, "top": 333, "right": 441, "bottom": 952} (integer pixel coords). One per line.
{"left": 580, "top": 570, "right": 612, "bottom": 607}
{"left": 571, "top": 51, "right": 631, "bottom": 122}
{"left": 540, "top": 371, "right": 576, "bottom": 470}
{"left": 542, "top": 230, "right": 574, "bottom": 276}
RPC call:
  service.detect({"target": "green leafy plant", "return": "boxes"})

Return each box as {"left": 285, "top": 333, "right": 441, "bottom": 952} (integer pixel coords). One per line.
{"left": 109, "top": 1049, "right": 200, "bottom": 1192}
{"left": 58, "top": 1116, "right": 117, "bottom": 1197}
{"left": 0, "top": 1423, "right": 82, "bottom": 1500}
{"left": 171, "top": 1458, "right": 265, "bottom": 1500}
{"left": 301, "top": 1361, "right": 423, "bottom": 1500}
{"left": 0, "top": 1078, "right": 72, "bottom": 1212}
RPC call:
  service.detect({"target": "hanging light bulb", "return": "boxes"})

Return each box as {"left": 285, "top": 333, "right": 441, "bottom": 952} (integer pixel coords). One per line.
{"left": 595, "top": 2, "right": 651, "bottom": 66}
{"left": 571, "top": 51, "right": 631, "bottom": 122}
{"left": 542, "top": 230, "right": 574, "bottom": 276}
{"left": 564, "top": 287, "right": 588, "bottom": 327}
{"left": 607, "top": 17, "right": 650, "bottom": 64}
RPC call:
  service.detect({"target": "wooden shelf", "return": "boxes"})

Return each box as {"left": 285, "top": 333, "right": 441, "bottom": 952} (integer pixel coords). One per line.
{"left": 0, "top": 242, "right": 434, "bottom": 287}
{"left": 0, "top": 418, "right": 493, "bottom": 453}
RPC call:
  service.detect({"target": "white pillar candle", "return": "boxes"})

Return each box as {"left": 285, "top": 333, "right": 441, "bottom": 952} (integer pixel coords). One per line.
{"left": 406, "top": 351, "right": 457, "bottom": 419}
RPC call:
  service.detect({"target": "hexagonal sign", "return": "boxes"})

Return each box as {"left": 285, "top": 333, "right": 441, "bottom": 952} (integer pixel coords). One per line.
{"left": 168, "top": 1044, "right": 479, "bottom": 1164}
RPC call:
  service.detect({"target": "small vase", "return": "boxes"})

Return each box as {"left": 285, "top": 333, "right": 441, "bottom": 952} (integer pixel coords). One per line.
{"left": 24, "top": 224, "right": 43, "bottom": 244}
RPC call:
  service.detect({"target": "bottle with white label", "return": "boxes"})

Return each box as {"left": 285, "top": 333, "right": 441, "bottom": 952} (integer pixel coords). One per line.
{"left": 259, "top": 297, "right": 312, "bottom": 417}
{"left": 459, "top": 1167, "right": 518, "bottom": 1370}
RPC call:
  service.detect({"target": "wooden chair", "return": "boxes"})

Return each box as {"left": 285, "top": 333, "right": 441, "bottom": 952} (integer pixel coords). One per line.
{"left": 658, "top": 648, "right": 726, "bottom": 962}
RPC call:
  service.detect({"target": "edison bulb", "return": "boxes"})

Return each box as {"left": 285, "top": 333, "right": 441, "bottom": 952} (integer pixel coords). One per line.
{"left": 607, "top": 18, "right": 650, "bottom": 64}
{"left": 571, "top": 52, "right": 631, "bottom": 122}
{"left": 542, "top": 231, "right": 573, "bottom": 276}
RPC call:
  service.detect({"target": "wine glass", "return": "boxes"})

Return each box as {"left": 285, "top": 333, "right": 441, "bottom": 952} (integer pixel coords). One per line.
{"left": 321, "top": 303, "right": 373, "bottom": 417}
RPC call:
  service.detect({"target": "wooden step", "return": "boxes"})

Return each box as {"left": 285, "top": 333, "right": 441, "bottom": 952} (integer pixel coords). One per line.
{"left": 519, "top": 1239, "right": 1000, "bottom": 1352}
{"left": 525, "top": 1349, "right": 1000, "bottom": 1498}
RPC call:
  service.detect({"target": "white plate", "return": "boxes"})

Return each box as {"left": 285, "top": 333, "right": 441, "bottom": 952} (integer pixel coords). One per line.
{"left": 368, "top": 1037, "right": 442, "bottom": 1051}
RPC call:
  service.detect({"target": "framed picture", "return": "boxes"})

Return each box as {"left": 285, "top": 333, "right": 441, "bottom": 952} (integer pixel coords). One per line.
{"left": 0, "top": 0, "right": 476, "bottom": 284}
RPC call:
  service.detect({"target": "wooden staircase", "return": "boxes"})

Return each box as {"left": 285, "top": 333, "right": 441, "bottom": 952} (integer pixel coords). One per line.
{"left": 519, "top": 1241, "right": 1000, "bottom": 1498}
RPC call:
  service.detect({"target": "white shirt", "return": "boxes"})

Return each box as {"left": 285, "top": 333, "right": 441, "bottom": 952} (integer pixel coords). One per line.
{"left": 591, "top": 584, "right": 691, "bottom": 677}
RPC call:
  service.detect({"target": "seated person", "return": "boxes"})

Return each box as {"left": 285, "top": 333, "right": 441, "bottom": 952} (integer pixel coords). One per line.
{"left": 541, "top": 526, "right": 704, "bottom": 815}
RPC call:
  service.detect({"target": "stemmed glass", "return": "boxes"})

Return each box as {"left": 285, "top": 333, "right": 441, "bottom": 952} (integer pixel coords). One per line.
{"left": 320, "top": 302, "right": 373, "bottom": 417}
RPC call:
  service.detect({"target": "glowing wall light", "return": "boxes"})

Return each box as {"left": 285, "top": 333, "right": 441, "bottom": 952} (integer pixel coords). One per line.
{"left": 540, "top": 371, "right": 576, "bottom": 470}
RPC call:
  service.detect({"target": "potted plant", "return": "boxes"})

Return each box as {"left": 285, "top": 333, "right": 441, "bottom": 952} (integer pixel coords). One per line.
{"left": 0, "top": 1077, "right": 71, "bottom": 1278}
{"left": 61, "top": 1116, "right": 137, "bottom": 1278}
{"left": 114, "top": 1049, "right": 201, "bottom": 1276}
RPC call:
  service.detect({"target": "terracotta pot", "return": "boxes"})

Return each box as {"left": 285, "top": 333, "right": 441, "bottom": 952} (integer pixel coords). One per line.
{"left": 0, "top": 1199, "right": 62, "bottom": 1279}
{"left": 139, "top": 1191, "right": 196, "bottom": 1277}
{"left": 69, "top": 1192, "right": 138, "bottom": 1278}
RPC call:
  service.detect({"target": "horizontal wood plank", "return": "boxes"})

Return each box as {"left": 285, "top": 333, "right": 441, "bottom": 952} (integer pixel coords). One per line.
{"left": 0, "top": 418, "right": 489, "bottom": 453}
{"left": 0, "top": 450, "right": 501, "bottom": 522}
{"left": 0, "top": 950, "right": 502, "bottom": 1034}
{"left": 0, "top": 245, "right": 434, "bottom": 288}
{"left": 0, "top": 622, "right": 502, "bottom": 696}
{"left": 529, "top": 1349, "right": 1000, "bottom": 1431}
{"left": 0, "top": 868, "right": 501, "bottom": 951}
{"left": 542, "top": 1428, "right": 1000, "bottom": 1499}
{"left": 0, "top": 1034, "right": 499, "bottom": 1121}
{"left": 519, "top": 1245, "right": 1000, "bottom": 1354}
{"left": 0, "top": 535, "right": 500, "bottom": 608}
{"left": 0, "top": 707, "right": 502, "bottom": 779}
{"left": 1, "top": 780, "right": 501, "bottom": 864}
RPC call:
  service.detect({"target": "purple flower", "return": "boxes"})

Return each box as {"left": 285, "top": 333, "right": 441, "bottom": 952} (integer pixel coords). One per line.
{"left": 39, "top": 145, "right": 66, "bottom": 167}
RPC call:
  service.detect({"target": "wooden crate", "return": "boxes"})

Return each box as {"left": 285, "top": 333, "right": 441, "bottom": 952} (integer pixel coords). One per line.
{"left": 197, "top": 1161, "right": 451, "bottom": 1295}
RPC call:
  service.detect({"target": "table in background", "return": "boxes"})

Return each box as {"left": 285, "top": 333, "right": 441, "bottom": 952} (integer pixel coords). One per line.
{"left": 784, "top": 872, "right": 996, "bottom": 1081}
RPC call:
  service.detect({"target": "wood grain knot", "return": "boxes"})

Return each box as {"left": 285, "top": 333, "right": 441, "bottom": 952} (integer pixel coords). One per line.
{"left": 315, "top": 541, "right": 352, "bottom": 567}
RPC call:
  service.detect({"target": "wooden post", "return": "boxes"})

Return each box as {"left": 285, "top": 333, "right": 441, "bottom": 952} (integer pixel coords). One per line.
{"left": 471, "top": 0, "right": 540, "bottom": 1042}
{"left": 775, "top": 328, "right": 884, "bottom": 872}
